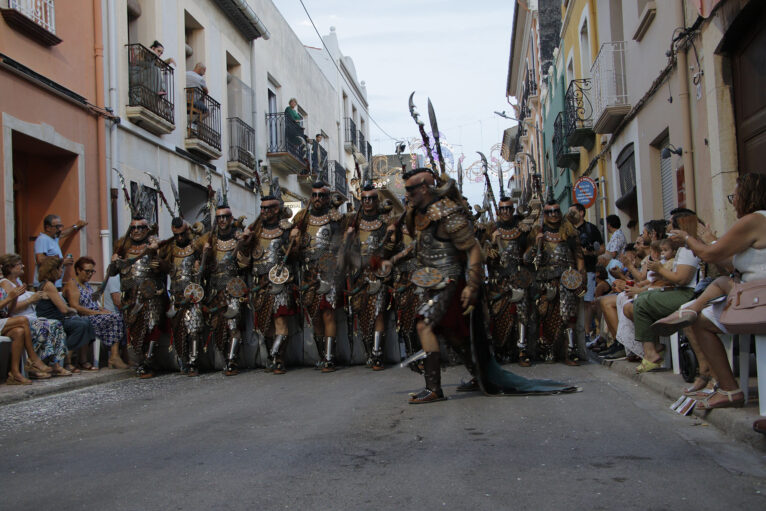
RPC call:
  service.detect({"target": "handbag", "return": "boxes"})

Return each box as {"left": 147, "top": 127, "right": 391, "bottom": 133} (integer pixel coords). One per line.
{"left": 719, "top": 278, "right": 766, "bottom": 334}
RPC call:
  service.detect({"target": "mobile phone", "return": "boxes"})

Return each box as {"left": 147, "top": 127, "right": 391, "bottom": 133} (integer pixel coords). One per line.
{"left": 66, "top": 253, "right": 73, "bottom": 259}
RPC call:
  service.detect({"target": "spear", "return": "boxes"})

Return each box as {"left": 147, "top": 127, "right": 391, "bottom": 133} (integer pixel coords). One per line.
{"left": 427, "top": 98, "right": 446, "bottom": 174}
{"left": 457, "top": 157, "right": 463, "bottom": 195}
{"left": 408, "top": 92, "right": 438, "bottom": 173}
{"left": 478, "top": 152, "right": 499, "bottom": 218}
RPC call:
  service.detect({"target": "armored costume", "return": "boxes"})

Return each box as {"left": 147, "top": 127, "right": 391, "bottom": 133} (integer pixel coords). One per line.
{"left": 203, "top": 207, "right": 248, "bottom": 376}
{"left": 244, "top": 190, "right": 295, "bottom": 374}
{"left": 485, "top": 203, "right": 532, "bottom": 365}
{"left": 292, "top": 182, "right": 344, "bottom": 371}
{"left": 345, "top": 184, "right": 392, "bottom": 370}
{"left": 161, "top": 219, "right": 207, "bottom": 376}
{"left": 524, "top": 202, "right": 585, "bottom": 365}
{"left": 386, "top": 221, "right": 421, "bottom": 362}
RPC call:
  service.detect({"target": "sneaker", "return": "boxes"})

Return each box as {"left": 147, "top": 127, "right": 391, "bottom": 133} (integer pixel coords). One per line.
{"left": 603, "top": 348, "right": 627, "bottom": 360}
{"left": 599, "top": 342, "right": 623, "bottom": 358}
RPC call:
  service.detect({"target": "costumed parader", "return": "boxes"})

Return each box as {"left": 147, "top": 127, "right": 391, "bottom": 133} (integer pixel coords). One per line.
{"left": 289, "top": 180, "right": 344, "bottom": 372}
{"left": 203, "top": 186, "right": 248, "bottom": 376}
{"left": 161, "top": 216, "right": 208, "bottom": 376}
{"left": 384, "top": 93, "right": 577, "bottom": 403}
{"left": 241, "top": 178, "right": 296, "bottom": 375}
{"left": 482, "top": 160, "right": 534, "bottom": 366}
{"left": 109, "top": 170, "right": 168, "bottom": 379}
{"left": 343, "top": 178, "right": 392, "bottom": 370}
{"left": 523, "top": 189, "right": 586, "bottom": 365}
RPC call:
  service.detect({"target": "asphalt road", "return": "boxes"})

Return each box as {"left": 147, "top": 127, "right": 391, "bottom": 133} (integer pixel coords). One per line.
{"left": 1, "top": 362, "right": 764, "bottom": 510}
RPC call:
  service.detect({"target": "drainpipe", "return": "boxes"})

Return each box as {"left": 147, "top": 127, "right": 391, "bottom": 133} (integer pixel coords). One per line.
{"left": 93, "top": 0, "right": 110, "bottom": 275}
{"left": 677, "top": 0, "right": 696, "bottom": 210}
{"left": 103, "top": 0, "right": 119, "bottom": 273}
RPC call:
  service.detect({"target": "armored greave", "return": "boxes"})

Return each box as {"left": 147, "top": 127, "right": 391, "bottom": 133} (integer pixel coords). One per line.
{"left": 137, "top": 340, "right": 158, "bottom": 378}
{"left": 321, "top": 336, "right": 336, "bottom": 373}
{"left": 566, "top": 327, "right": 581, "bottom": 363}
{"left": 187, "top": 339, "right": 199, "bottom": 376}
{"left": 269, "top": 334, "right": 288, "bottom": 374}
{"left": 371, "top": 331, "right": 385, "bottom": 370}
{"left": 517, "top": 323, "right": 528, "bottom": 352}
{"left": 224, "top": 338, "right": 241, "bottom": 375}
{"left": 423, "top": 352, "right": 441, "bottom": 392}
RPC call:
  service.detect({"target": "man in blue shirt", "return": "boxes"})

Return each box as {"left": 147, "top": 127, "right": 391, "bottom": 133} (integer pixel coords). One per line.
{"left": 34, "top": 214, "right": 87, "bottom": 288}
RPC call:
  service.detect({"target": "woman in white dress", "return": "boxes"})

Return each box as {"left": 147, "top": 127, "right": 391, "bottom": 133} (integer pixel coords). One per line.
{"left": 653, "top": 173, "right": 766, "bottom": 409}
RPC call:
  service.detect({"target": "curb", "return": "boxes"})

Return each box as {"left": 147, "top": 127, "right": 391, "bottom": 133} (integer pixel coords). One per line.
{"left": 594, "top": 354, "right": 766, "bottom": 453}
{"left": 0, "top": 368, "right": 134, "bottom": 406}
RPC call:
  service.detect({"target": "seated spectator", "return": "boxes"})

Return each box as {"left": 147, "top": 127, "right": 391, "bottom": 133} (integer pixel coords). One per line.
{"left": 64, "top": 257, "right": 128, "bottom": 369}
{"left": 605, "top": 214, "right": 626, "bottom": 257}
{"left": 36, "top": 258, "right": 96, "bottom": 373}
{"left": 0, "top": 285, "right": 50, "bottom": 385}
{"left": 631, "top": 211, "right": 703, "bottom": 373}
{"left": 186, "top": 63, "right": 209, "bottom": 127}
{"left": 653, "top": 172, "right": 766, "bottom": 410}
{"left": 0, "top": 254, "right": 69, "bottom": 377}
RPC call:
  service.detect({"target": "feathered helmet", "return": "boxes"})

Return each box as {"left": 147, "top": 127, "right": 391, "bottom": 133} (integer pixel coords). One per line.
{"left": 113, "top": 168, "right": 153, "bottom": 225}
{"left": 260, "top": 176, "right": 284, "bottom": 213}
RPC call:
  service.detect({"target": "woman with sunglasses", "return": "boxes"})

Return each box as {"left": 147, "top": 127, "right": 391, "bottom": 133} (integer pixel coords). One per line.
{"left": 64, "top": 257, "right": 127, "bottom": 369}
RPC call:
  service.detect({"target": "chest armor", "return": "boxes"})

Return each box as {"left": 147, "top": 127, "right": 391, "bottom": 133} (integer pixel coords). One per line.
{"left": 211, "top": 236, "right": 239, "bottom": 286}
{"left": 169, "top": 244, "right": 197, "bottom": 294}
{"left": 415, "top": 220, "right": 462, "bottom": 280}
{"left": 121, "top": 243, "right": 162, "bottom": 290}
{"left": 254, "top": 228, "right": 287, "bottom": 275}
{"left": 359, "top": 217, "right": 385, "bottom": 258}
{"left": 496, "top": 227, "right": 523, "bottom": 271}
{"left": 539, "top": 231, "right": 574, "bottom": 280}
{"left": 304, "top": 215, "right": 334, "bottom": 263}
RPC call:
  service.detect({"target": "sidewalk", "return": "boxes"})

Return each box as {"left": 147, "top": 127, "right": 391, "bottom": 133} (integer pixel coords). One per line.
{"left": 0, "top": 367, "right": 133, "bottom": 406}
{"left": 596, "top": 354, "right": 766, "bottom": 452}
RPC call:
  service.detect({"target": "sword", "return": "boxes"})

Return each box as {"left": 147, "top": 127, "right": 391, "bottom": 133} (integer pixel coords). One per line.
{"left": 427, "top": 98, "right": 446, "bottom": 174}
{"left": 398, "top": 348, "right": 427, "bottom": 368}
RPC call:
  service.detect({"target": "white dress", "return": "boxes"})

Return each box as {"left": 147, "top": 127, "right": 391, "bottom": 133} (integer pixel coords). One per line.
{"left": 701, "top": 210, "right": 766, "bottom": 332}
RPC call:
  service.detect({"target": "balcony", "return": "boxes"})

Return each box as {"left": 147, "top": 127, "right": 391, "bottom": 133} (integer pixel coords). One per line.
{"left": 357, "top": 130, "right": 366, "bottom": 161}
{"left": 553, "top": 111, "right": 579, "bottom": 170}
{"left": 311, "top": 142, "right": 328, "bottom": 183}
{"left": 126, "top": 44, "right": 175, "bottom": 135}
{"left": 591, "top": 41, "right": 631, "bottom": 134}
{"left": 564, "top": 79, "right": 595, "bottom": 150}
{"left": 344, "top": 117, "right": 357, "bottom": 153}
{"left": 330, "top": 160, "right": 348, "bottom": 198}
{"left": 526, "top": 68, "right": 538, "bottom": 109}
{"left": 265, "top": 112, "right": 308, "bottom": 174}
{"left": 227, "top": 117, "right": 255, "bottom": 180}
{"left": 1, "top": 0, "right": 60, "bottom": 46}
{"left": 185, "top": 87, "right": 222, "bottom": 159}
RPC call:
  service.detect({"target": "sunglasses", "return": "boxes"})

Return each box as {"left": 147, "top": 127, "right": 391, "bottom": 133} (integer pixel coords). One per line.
{"left": 361, "top": 196, "right": 377, "bottom": 202}
{"left": 543, "top": 208, "right": 561, "bottom": 215}
{"left": 216, "top": 214, "right": 233, "bottom": 220}
{"left": 130, "top": 225, "right": 149, "bottom": 231}
{"left": 499, "top": 206, "right": 513, "bottom": 212}
{"left": 261, "top": 204, "right": 278, "bottom": 211}
{"left": 727, "top": 194, "right": 734, "bottom": 205}
{"left": 312, "top": 192, "right": 329, "bottom": 198}
{"left": 52, "top": 224, "right": 64, "bottom": 229}
{"left": 81, "top": 269, "right": 96, "bottom": 275}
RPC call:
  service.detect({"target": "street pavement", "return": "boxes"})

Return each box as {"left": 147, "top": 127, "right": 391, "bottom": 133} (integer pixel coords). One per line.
{"left": 1, "top": 362, "right": 764, "bottom": 510}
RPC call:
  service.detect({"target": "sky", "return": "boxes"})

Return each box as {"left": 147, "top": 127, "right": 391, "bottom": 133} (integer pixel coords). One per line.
{"left": 271, "top": 0, "right": 517, "bottom": 205}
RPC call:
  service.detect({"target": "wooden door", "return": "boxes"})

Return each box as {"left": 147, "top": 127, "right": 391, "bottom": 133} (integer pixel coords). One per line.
{"left": 732, "top": 15, "right": 766, "bottom": 174}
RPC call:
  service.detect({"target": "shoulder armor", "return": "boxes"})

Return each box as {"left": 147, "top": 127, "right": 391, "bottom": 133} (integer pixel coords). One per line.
{"left": 279, "top": 219, "right": 293, "bottom": 230}
{"left": 426, "top": 198, "right": 461, "bottom": 222}
{"left": 444, "top": 211, "right": 470, "bottom": 234}
{"left": 329, "top": 208, "right": 343, "bottom": 222}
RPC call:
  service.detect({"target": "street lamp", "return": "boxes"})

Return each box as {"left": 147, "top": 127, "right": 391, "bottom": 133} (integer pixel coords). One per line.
{"left": 494, "top": 110, "right": 543, "bottom": 138}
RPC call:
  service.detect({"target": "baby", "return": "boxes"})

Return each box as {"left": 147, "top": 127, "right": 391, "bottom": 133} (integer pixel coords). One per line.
{"left": 659, "top": 238, "right": 676, "bottom": 271}
{"left": 643, "top": 240, "right": 674, "bottom": 289}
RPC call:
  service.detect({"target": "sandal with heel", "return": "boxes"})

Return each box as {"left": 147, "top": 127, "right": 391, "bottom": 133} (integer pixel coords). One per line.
{"left": 695, "top": 387, "right": 744, "bottom": 410}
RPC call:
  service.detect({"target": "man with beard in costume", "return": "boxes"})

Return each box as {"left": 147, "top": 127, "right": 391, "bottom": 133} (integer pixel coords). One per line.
{"left": 110, "top": 215, "right": 168, "bottom": 378}
{"left": 381, "top": 168, "right": 483, "bottom": 403}
{"left": 161, "top": 217, "right": 207, "bottom": 376}
{"left": 289, "top": 181, "right": 343, "bottom": 372}
{"left": 241, "top": 188, "right": 295, "bottom": 374}
{"left": 203, "top": 199, "right": 248, "bottom": 376}
{"left": 484, "top": 197, "right": 533, "bottom": 366}
{"left": 344, "top": 182, "right": 392, "bottom": 370}
{"left": 523, "top": 198, "right": 586, "bottom": 365}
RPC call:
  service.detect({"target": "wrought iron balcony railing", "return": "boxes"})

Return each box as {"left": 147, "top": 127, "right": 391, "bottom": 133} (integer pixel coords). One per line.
{"left": 228, "top": 117, "right": 255, "bottom": 169}
{"left": 266, "top": 112, "right": 307, "bottom": 164}
{"left": 128, "top": 44, "right": 175, "bottom": 125}
{"left": 526, "top": 68, "right": 537, "bottom": 96}
{"left": 10, "top": 0, "right": 55, "bottom": 33}
{"left": 564, "top": 78, "right": 594, "bottom": 149}
{"left": 331, "top": 160, "right": 348, "bottom": 197}
{"left": 185, "top": 87, "right": 221, "bottom": 151}
{"left": 590, "top": 41, "right": 630, "bottom": 133}
{"left": 344, "top": 118, "right": 357, "bottom": 148}
{"left": 553, "top": 111, "right": 579, "bottom": 170}
{"left": 358, "top": 130, "right": 366, "bottom": 158}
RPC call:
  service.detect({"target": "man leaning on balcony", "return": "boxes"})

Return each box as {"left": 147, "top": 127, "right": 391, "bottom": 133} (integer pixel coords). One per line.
{"left": 186, "top": 63, "right": 209, "bottom": 126}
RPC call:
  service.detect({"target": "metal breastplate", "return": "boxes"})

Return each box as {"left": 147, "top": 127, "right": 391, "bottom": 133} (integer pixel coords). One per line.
{"left": 121, "top": 251, "right": 159, "bottom": 291}
{"left": 540, "top": 238, "right": 574, "bottom": 280}
{"left": 211, "top": 238, "right": 239, "bottom": 288}
{"left": 416, "top": 222, "right": 462, "bottom": 280}
{"left": 497, "top": 238, "right": 523, "bottom": 272}
{"left": 170, "top": 251, "right": 197, "bottom": 295}
{"left": 304, "top": 223, "right": 334, "bottom": 263}
{"left": 359, "top": 224, "right": 385, "bottom": 259}
{"left": 254, "top": 234, "right": 285, "bottom": 275}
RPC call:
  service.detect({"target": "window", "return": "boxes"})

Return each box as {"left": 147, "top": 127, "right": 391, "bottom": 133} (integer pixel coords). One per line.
{"left": 616, "top": 143, "right": 636, "bottom": 198}
{"left": 659, "top": 137, "right": 676, "bottom": 218}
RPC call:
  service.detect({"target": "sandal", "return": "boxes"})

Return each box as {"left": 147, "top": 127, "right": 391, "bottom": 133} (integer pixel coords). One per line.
{"left": 52, "top": 366, "right": 73, "bottom": 377}
{"left": 79, "top": 362, "right": 99, "bottom": 372}
{"left": 29, "top": 360, "right": 53, "bottom": 373}
{"left": 635, "top": 357, "right": 664, "bottom": 374}
{"left": 5, "top": 373, "right": 32, "bottom": 385}
{"left": 651, "top": 309, "right": 699, "bottom": 336}
{"left": 64, "top": 364, "right": 81, "bottom": 374}
{"left": 695, "top": 387, "right": 744, "bottom": 410}
{"left": 683, "top": 375, "right": 711, "bottom": 396}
